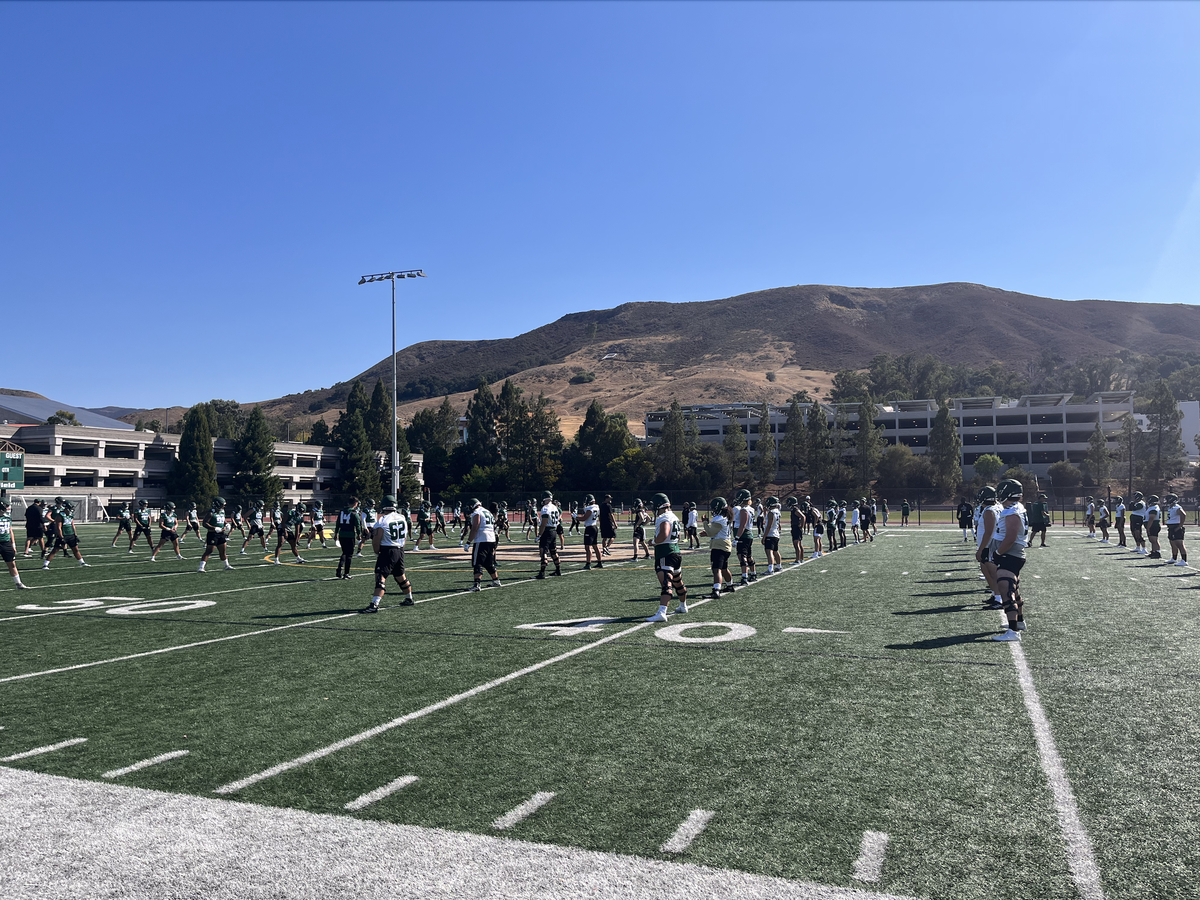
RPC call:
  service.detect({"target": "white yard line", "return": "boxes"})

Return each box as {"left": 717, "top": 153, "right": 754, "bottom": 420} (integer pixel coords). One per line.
{"left": 344, "top": 775, "right": 419, "bottom": 811}
{"left": 491, "top": 791, "right": 556, "bottom": 830}
{"left": 1, "top": 737, "right": 88, "bottom": 762}
{"left": 102, "top": 750, "right": 190, "bottom": 779}
{"left": 851, "top": 830, "right": 889, "bottom": 882}
{"left": 784, "top": 627, "right": 849, "bottom": 635}
{"left": 660, "top": 809, "right": 715, "bottom": 854}
{"left": 1002, "top": 614, "right": 1107, "bottom": 900}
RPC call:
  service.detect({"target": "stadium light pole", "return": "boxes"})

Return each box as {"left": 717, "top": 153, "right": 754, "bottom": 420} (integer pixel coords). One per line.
{"left": 358, "top": 269, "right": 427, "bottom": 496}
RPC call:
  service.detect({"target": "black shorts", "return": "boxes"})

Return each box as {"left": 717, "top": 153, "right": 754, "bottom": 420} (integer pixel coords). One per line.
{"left": 1168, "top": 524, "right": 1185, "bottom": 542}
{"left": 1087, "top": 516, "right": 1096, "bottom": 527}
{"left": 710, "top": 548, "right": 730, "bottom": 570}
{"left": 763, "top": 536, "right": 780, "bottom": 552}
{"left": 790, "top": 529, "right": 802, "bottom": 542}
{"left": 338, "top": 530, "right": 358, "bottom": 548}
{"left": 374, "top": 545, "right": 406, "bottom": 580}
{"left": 655, "top": 550, "right": 682, "bottom": 574}
{"left": 0, "top": 542, "right": 14, "bottom": 563}
{"left": 1131, "top": 520, "right": 1144, "bottom": 536}
{"left": 249, "top": 523, "right": 265, "bottom": 537}
{"left": 992, "top": 553, "right": 1025, "bottom": 575}
{"left": 600, "top": 525, "right": 616, "bottom": 540}
{"left": 687, "top": 526, "right": 698, "bottom": 539}
{"left": 633, "top": 526, "right": 645, "bottom": 540}
{"left": 420, "top": 525, "right": 434, "bottom": 536}
{"left": 62, "top": 534, "right": 79, "bottom": 550}
{"left": 539, "top": 530, "right": 558, "bottom": 554}
{"left": 1148, "top": 523, "right": 1162, "bottom": 537}
{"left": 814, "top": 523, "right": 824, "bottom": 536}
{"left": 869, "top": 514, "right": 877, "bottom": 525}
{"left": 556, "top": 524, "right": 563, "bottom": 536}
{"left": 134, "top": 524, "right": 153, "bottom": 539}
{"left": 116, "top": 520, "right": 132, "bottom": 533}
{"left": 26, "top": 521, "right": 44, "bottom": 539}
{"left": 736, "top": 536, "right": 755, "bottom": 565}
{"left": 583, "top": 525, "right": 598, "bottom": 546}
{"left": 205, "top": 531, "right": 227, "bottom": 549}
{"left": 1115, "top": 517, "right": 1125, "bottom": 527}
{"left": 471, "top": 541, "right": 497, "bottom": 573}
{"left": 159, "top": 529, "right": 179, "bottom": 544}
{"left": 1098, "top": 518, "right": 1110, "bottom": 529}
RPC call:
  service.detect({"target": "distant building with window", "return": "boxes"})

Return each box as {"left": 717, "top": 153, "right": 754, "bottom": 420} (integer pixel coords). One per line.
{"left": 643, "top": 392, "right": 1199, "bottom": 478}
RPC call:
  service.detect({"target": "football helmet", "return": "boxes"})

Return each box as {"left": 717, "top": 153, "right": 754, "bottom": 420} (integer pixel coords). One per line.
{"left": 213, "top": 497, "right": 226, "bottom": 508}
{"left": 165, "top": 501, "right": 176, "bottom": 511}
{"left": 1166, "top": 493, "right": 1178, "bottom": 504}
{"left": 470, "top": 497, "right": 482, "bottom": 509}
{"left": 735, "top": 488, "right": 752, "bottom": 504}
{"left": 977, "top": 486, "right": 997, "bottom": 503}
{"left": 138, "top": 499, "right": 148, "bottom": 509}
{"left": 541, "top": 491, "right": 554, "bottom": 502}
{"left": 120, "top": 501, "right": 129, "bottom": 510}
{"left": 1113, "top": 496, "right": 1124, "bottom": 505}
{"left": 996, "top": 479, "right": 1023, "bottom": 502}
{"left": 382, "top": 495, "right": 397, "bottom": 509}
{"left": 785, "top": 497, "right": 798, "bottom": 508}
{"left": 710, "top": 497, "right": 727, "bottom": 515}
{"left": 1132, "top": 492, "right": 1143, "bottom": 501}
{"left": 767, "top": 496, "right": 780, "bottom": 507}
{"left": 62, "top": 501, "right": 75, "bottom": 513}
{"left": 1149, "top": 495, "right": 1160, "bottom": 505}
{"left": 313, "top": 500, "right": 322, "bottom": 509}
{"left": 0, "top": 500, "right": 9, "bottom": 514}
{"left": 650, "top": 492, "right": 670, "bottom": 510}
{"left": 584, "top": 494, "right": 595, "bottom": 504}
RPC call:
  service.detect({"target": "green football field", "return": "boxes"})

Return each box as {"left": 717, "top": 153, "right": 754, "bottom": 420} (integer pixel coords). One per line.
{"left": 1, "top": 522, "right": 1197, "bottom": 899}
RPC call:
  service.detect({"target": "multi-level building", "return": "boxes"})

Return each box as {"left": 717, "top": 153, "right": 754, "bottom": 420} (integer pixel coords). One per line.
{"left": 0, "top": 422, "right": 423, "bottom": 519}
{"left": 644, "top": 392, "right": 1198, "bottom": 478}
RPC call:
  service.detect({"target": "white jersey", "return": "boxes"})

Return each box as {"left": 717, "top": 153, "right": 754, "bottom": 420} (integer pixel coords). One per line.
{"left": 851, "top": 508, "right": 860, "bottom": 527}
{"left": 654, "top": 510, "right": 682, "bottom": 546}
{"left": 764, "top": 508, "right": 781, "bottom": 539}
{"left": 1128, "top": 501, "right": 1146, "bottom": 522}
{"left": 1097, "top": 504, "right": 1109, "bottom": 522}
{"left": 687, "top": 509, "right": 698, "bottom": 529}
{"left": 1147, "top": 504, "right": 1161, "bottom": 524}
{"left": 540, "top": 503, "right": 561, "bottom": 532}
{"left": 708, "top": 514, "right": 733, "bottom": 547}
{"left": 582, "top": 504, "right": 599, "bottom": 528}
{"left": 374, "top": 510, "right": 407, "bottom": 548}
{"left": 990, "top": 502, "right": 1029, "bottom": 558}
{"left": 734, "top": 504, "right": 754, "bottom": 539}
{"left": 977, "top": 502, "right": 1003, "bottom": 546}
{"left": 1166, "top": 503, "right": 1185, "bottom": 526}
{"left": 471, "top": 507, "right": 497, "bottom": 543}
{"left": 363, "top": 507, "right": 377, "bottom": 527}
{"left": 1086, "top": 502, "right": 1095, "bottom": 518}
{"left": 1115, "top": 502, "right": 1126, "bottom": 519}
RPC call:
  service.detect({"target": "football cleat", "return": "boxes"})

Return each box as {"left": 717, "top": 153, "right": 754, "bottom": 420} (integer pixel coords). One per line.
{"left": 992, "top": 629, "right": 1021, "bottom": 642}
{"left": 645, "top": 611, "right": 668, "bottom": 623}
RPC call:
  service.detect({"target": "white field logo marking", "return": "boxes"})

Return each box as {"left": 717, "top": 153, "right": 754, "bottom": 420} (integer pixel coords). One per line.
{"left": 492, "top": 791, "right": 556, "bottom": 830}
{"left": 784, "top": 627, "right": 849, "bottom": 635}
{"left": 515, "top": 617, "right": 621, "bottom": 637}
{"left": 654, "top": 623, "right": 756, "bottom": 644}
{"left": 16, "top": 596, "right": 141, "bottom": 611}
{"left": 106, "top": 600, "right": 217, "bottom": 615}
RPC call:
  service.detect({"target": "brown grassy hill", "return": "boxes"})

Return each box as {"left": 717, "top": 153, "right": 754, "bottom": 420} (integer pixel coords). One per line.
{"left": 123, "top": 282, "right": 1200, "bottom": 437}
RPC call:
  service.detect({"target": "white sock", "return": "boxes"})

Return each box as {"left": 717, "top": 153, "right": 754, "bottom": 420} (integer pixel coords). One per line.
{"left": 994, "top": 594, "right": 1003, "bottom": 604}
{"left": 713, "top": 583, "right": 721, "bottom": 593}
{"left": 12, "top": 576, "right": 20, "bottom": 585}
{"left": 657, "top": 604, "right": 668, "bottom": 615}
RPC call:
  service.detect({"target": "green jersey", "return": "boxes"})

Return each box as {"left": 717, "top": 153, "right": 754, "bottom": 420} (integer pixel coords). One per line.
{"left": 161, "top": 513, "right": 178, "bottom": 531}
{"left": 54, "top": 510, "right": 76, "bottom": 538}
{"left": 336, "top": 508, "right": 363, "bottom": 536}
{"left": 287, "top": 508, "right": 304, "bottom": 530}
{"left": 652, "top": 510, "right": 682, "bottom": 561}
{"left": 0, "top": 513, "right": 12, "bottom": 545}
{"left": 204, "top": 511, "right": 227, "bottom": 532}
{"left": 135, "top": 508, "right": 151, "bottom": 527}
{"left": 118, "top": 508, "right": 131, "bottom": 522}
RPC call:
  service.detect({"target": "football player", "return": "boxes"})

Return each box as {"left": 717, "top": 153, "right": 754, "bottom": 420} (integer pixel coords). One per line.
{"left": 130, "top": 499, "right": 155, "bottom": 553}
{"left": 150, "top": 501, "right": 185, "bottom": 561}
{"left": 466, "top": 498, "right": 502, "bottom": 591}
{"left": 975, "top": 486, "right": 1004, "bottom": 609}
{"left": 534, "top": 491, "right": 562, "bottom": 579}
{"left": 183, "top": 502, "right": 203, "bottom": 543}
{"left": 0, "top": 500, "right": 30, "bottom": 588}
{"left": 414, "top": 501, "right": 436, "bottom": 551}
{"left": 1128, "top": 492, "right": 1147, "bottom": 554}
{"left": 273, "top": 501, "right": 307, "bottom": 564}
{"left": 646, "top": 493, "right": 687, "bottom": 622}
{"left": 956, "top": 497, "right": 973, "bottom": 542}
{"left": 685, "top": 501, "right": 700, "bottom": 549}
{"left": 362, "top": 495, "right": 415, "bottom": 612}
{"left": 42, "top": 500, "right": 89, "bottom": 569}
{"left": 1165, "top": 493, "right": 1188, "bottom": 566}
{"left": 1113, "top": 495, "right": 1127, "bottom": 548}
{"left": 1145, "top": 495, "right": 1163, "bottom": 559}
{"left": 762, "top": 497, "right": 782, "bottom": 574}
{"left": 356, "top": 499, "right": 376, "bottom": 556}
{"left": 630, "top": 499, "right": 650, "bottom": 560}
{"left": 733, "top": 489, "right": 757, "bottom": 584}
{"left": 304, "top": 500, "right": 328, "bottom": 549}
{"left": 599, "top": 494, "right": 616, "bottom": 555}
{"left": 786, "top": 496, "right": 804, "bottom": 564}
{"left": 581, "top": 493, "right": 602, "bottom": 569}
{"left": 335, "top": 497, "right": 363, "bottom": 579}
{"left": 22, "top": 498, "right": 46, "bottom": 558}
{"left": 807, "top": 499, "right": 824, "bottom": 558}
{"left": 1084, "top": 496, "right": 1096, "bottom": 538}
{"left": 496, "top": 501, "right": 510, "bottom": 541}
{"left": 197, "top": 497, "right": 234, "bottom": 572}
{"left": 242, "top": 500, "right": 268, "bottom": 554}
{"left": 111, "top": 501, "right": 133, "bottom": 547}
{"left": 704, "top": 496, "right": 734, "bottom": 597}
{"left": 900, "top": 499, "right": 911, "bottom": 527}
{"left": 1028, "top": 492, "right": 1051, "bottom": 548}
{"left": 1096, "top": 498, "right": 1110, "bottom": 544}
{"left": 990, "top": 479, "right": 1030, "bottom": 642}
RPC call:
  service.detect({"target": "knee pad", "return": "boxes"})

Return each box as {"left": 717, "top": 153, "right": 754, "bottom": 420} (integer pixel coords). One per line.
{"left": 375, "top": 575, "right": 387, "bottom": 592}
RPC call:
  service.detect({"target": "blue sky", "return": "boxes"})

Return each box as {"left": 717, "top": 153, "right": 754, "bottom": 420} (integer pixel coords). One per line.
{"left": 3, "top": 1, "right": 1198, "bottom": 410}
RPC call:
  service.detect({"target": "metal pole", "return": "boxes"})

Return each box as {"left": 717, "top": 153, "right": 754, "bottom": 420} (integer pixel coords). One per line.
{"left": 392, "top": 276, "right": 399, "bottom": 497}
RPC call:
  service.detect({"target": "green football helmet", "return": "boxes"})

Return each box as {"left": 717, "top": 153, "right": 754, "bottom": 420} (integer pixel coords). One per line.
{"left": 165, "top": 501, "right": 176, "bottom": 511}
{"left": 996, "top": 479, "right": 1023, "bottom": 502}
{"left": 1149, "top": 494, "right": 1160, "bottom": 505}
{"left": 785, "top": 497, "right": 798, "bottom": 508}
{"left": 1113, "top": 496, "right": 1124, "bottom": 505}
{"left": 138, "top": 499, "right": 148, "bottom": 509}
{"left": 0, "top": 500, "right": 9, "bottom": 514}
{"left": 213, "top": 497, "right": 226, "bottom": 508}
{"left": 541, "top": 491, "right": 554, "bottom": 502}
{"left": 710, "top": 497, "right": 727, "bottom": 515}
{"left": 1166, "top": 493, "right": 1178, "bottom": 504}
{"left": 1133, "top": 492, "right": 1143, "bottom": 501}
{"left": 650, "top": 492, "right": 670, "bottom": 510}
{"left": 735, "top": 488, "right": 752, "bottom": 504}
{"left": 313, "top": 500, "right": 322, "bottom": 509}
{"left": 977, "top": 486, "right": 997, "bottom": 503}
{"left": 120, "top": 501, "right": 129, "bottom": 510}
{"left": 584, "top": 494, "right": 595, "bottom": 504}
{"left": 382, "top": 495, "right": 397, "bottom": 509}
{"left": 767, "top": 496, "right": 780, "bottom": 508}
{"left": 469, "top": 497, "right": 482, "bottom": 509}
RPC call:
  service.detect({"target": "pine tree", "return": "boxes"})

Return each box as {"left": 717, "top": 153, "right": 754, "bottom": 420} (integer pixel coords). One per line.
{"left": 853, "top": 395, "right": 884, "bottom": 495}
{"left": 364, "top": 381, "right": 394, "bottom": 452}
{"left": 339, "top": 410, "right": 382, "bottom": 500}
{"left": 779, "top": 395, "right": 805, "bottom": 489}
{"left": 722, "top": 415, "right": 748, "bottom": 491}
{"left": 394, "top": 426, "right": 422, "bottom": 502}
{"left": 346, "top": 380, "right": 370, "bottom": 419}
{"left": 927, "top": 401, "right": 962, "bottom": 499}
{"left": 653, "top": 400, "right": 688, "bottom": 486}
{"left": 1144, "top": 378, "right": 1186, "bottom": 491}
{"left": 171, "top": 404, "right": 218, "bottom": 508}
{"left": 803, "top": 404, "right": 833, "bottom": 489}
{"left": 306, "top": 419, "right": 331, "bottom": 446}
{"left": 463, "top": 379, "right": 501, "bottom": 469}
{"left": 232, "top": 406, "right": 284, "bottom": 504}
{"left": 1118, "top": 413, "right": 1141, "bottom": 500}
{"left": 495, "top": 379, "right": 524, "bottom": 459}
{"left": 1083, "top": 421, "right": 1112, "bottom": 487}
{"left": 751, "top": 401, "right": 776, "bottom": 485}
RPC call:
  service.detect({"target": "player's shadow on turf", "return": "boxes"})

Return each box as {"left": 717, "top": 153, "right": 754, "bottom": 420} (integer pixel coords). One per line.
{"left": 908, "top": 589, "right": 986, "bottom": 598}
{"left": 914, "top": 578, "right": 975, "bottom": 583}
{"left": 885, "top": 632, "right": 997, "bottom": 651}
{"left": 254, "top": 608, "right": 362, "bottom": 618}
{"left": 893, "top": 604, "right": 972, "bottom": 615}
